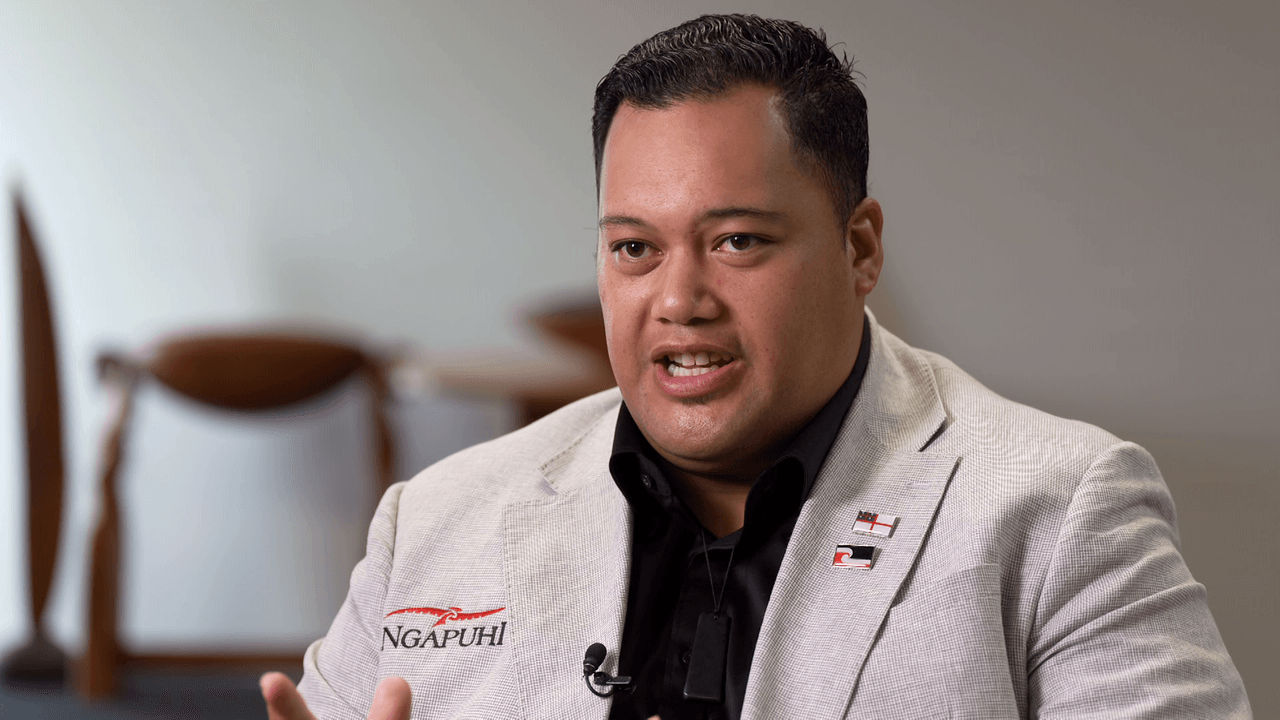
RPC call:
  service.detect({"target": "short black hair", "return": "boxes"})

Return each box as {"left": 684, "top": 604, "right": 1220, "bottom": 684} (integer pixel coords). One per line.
{"left": 592, "top": 14, "right": 868, "bottom": 224}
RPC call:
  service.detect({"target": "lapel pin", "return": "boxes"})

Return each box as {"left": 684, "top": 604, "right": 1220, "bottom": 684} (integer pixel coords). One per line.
{"left": 853, "top": 510, "right": 898, "bottom": 537}
{"left": 832, "top": 544, "right": 876, "bottom": 569}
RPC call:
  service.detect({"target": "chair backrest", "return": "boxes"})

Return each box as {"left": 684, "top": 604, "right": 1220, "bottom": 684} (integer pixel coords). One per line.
{"left": 96, "top": 330, "right": 396, "bottom": 490}
{"left": 143, "top": 334, "right": 369, "bottom": 410}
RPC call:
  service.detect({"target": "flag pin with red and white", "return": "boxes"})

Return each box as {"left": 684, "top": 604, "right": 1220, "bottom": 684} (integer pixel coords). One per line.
{"left": 832, "top": 544, "right": 875, "bottom": 569}
{"left": 853, "top": 510, "right": 898, "bottom": 537}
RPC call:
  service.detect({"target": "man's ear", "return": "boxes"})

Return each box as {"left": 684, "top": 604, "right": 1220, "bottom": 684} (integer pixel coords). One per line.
{"left": 845, "top": 197, "right": 885, "bottom": 298}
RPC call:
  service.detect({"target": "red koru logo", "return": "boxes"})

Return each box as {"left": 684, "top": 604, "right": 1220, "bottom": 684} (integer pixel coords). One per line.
{"left": 384, "top": 605, "right": 505, "bottom": 627}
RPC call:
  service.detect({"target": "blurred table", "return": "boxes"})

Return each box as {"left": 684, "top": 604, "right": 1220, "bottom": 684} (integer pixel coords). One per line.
{"left": 397, "top": 298, "right": 616, "bottom": 427}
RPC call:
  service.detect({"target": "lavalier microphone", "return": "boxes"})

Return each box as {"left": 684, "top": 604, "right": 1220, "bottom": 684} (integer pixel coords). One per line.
{"left": 582, "top": 642, "right": 633, "bottom": 697}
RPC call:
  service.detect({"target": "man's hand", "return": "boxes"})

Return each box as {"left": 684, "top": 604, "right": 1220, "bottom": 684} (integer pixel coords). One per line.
{"left": 260, "top": 672, "right": 412, "bottom": 720}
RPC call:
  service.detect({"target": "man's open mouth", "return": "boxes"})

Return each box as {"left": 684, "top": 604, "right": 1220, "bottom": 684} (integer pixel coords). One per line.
{"left": 662, "top": 352, "right": 734, "bottom": 377}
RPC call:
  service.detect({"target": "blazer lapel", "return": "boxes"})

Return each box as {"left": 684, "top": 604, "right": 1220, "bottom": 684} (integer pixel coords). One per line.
{"left": 502, "top": 408, "right": 632, "bottom": 719}
{"left": 742, "top": 318, "right": 960, "bottom": 720}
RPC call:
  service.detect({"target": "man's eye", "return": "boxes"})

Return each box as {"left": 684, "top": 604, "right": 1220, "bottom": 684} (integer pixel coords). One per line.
{"left": 617, "top": 241, "right": 649, "bottom": 259}
{"left": 721, "top": 234, "right": 760, "bottom": 252}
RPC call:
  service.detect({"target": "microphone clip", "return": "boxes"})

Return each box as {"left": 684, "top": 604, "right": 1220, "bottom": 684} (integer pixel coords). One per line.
{"left": 582, "top": 642, "right": 633, "bottom": 698}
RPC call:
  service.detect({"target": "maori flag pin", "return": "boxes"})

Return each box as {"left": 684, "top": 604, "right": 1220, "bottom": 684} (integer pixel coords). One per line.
{"left": 832, "top": 544, "right": 876, "bottom": 569}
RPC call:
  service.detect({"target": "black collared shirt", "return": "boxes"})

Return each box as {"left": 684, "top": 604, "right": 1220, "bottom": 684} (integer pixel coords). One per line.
{"left": 606, "top": 319, "right": 872, "bottom": 720}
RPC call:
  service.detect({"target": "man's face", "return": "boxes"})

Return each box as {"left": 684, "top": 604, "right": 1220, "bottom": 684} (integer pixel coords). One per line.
{"left": 597, "top": 84, "right": 882, "bottom": 478}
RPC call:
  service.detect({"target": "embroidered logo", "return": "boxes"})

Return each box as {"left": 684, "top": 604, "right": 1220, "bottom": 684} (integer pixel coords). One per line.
{"left": 832, "top": 544, "right": 875, "bottom": 569}
{"left": 381, "top": 604, "right": 508, "bottom": 651}
{"left": 385, "top": 605, "right": 505, "bottom": 627}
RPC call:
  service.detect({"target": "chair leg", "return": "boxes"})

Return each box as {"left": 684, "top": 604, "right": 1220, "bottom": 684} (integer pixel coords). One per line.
{"left": 81, "top": 504, "right": 120, "bottom": 698}
{"left": 80, "top": 374, "right": 136, "bottom": 698}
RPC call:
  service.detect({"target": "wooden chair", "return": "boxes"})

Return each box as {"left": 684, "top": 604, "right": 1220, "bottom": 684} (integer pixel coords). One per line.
{"left": 82, "top": 332, "right": 397, "bottom": 698}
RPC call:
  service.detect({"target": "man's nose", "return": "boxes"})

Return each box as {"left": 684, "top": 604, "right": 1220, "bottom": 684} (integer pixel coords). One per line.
{"left": 656, "top": 251, "right": 721, "bottom": 325}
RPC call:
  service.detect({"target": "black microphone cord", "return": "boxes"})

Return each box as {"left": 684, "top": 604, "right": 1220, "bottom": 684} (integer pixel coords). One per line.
{"left": 582, "top": 642, "right": 633, "bottom": 697}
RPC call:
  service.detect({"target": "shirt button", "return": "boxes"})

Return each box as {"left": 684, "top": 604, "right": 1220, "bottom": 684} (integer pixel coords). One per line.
{"left": 681, "top": 650, "right": 692, "bottom": 665}
{"left": 641, "top": 474, "right": 654, "bottom": 490}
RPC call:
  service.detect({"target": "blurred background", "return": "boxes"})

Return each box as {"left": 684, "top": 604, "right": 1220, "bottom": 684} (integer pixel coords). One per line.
{"left": 1, "top": 0, "right": 1276, "bottom": 717}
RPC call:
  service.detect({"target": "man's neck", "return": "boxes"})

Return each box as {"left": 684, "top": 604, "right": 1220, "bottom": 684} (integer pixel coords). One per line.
{"left": 661, "top": 460, "right": 761, "bottom": 538}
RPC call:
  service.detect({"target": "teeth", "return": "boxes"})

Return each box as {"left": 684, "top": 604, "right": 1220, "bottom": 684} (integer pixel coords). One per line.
{"left": 666, "top": 352, "right": 731, "bottom": 367}
{"left": 664, "top": 351, "right": 734, "bottom": 377}
{"left": 669, "top": 365, "right": 714, "bottom": 377}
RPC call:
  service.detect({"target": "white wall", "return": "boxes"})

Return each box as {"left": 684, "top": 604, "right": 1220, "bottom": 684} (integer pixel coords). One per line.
{"left": 1, "top": 0, "right": 1275, "bottom": 713}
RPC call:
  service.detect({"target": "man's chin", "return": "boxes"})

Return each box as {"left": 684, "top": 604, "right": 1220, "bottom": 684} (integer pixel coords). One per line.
{"left": 640, "top": 425, "right": 766, "bottom": 478}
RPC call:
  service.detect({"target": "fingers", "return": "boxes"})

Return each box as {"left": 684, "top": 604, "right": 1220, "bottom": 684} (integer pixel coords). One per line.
{"left": 260, "top": 669, "right": 410, "bottom": 720}
{"left": 368, "top": 676, "right": 413, "bottom": 720}
{"left": 260, "top": 671, "right": 316, "bottom": 720}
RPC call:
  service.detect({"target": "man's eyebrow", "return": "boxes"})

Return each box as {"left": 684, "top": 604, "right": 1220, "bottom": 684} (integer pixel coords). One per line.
{"left": 699, "top": 206, "right": 786, "bottom": 223}
{"left": 597, "top": 215, "right": 652, "bottom": 230}
{"left": 597, "top": 207, "right": 785, "bottom": 230}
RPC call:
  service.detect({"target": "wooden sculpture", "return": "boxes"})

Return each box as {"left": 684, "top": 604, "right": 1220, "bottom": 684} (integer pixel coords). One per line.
{"left": 1, "top": 191, "right": 68, "bottom": 687}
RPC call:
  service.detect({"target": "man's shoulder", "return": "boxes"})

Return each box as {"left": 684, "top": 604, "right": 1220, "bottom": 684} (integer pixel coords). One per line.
{"left": 892, "top": 340, "right": 1140, "bottom": 511}
{"left": 401, "top": 386, "right": 623, "bottom": 501}
{"left": 920, "top": 348, "right": 1119, "bottom": 451}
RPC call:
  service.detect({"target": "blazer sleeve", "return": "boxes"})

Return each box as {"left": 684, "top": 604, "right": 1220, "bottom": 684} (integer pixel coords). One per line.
{"left": 1027, "top": 441, "right": 1251, "bottom": 718}
{"left": 297, "top": 481, "right": 406, "bottom": 720}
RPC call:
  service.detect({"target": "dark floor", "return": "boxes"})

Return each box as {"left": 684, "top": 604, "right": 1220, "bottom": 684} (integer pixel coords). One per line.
{"left": 0, "top": 665, "right": 300, "bottom": 719}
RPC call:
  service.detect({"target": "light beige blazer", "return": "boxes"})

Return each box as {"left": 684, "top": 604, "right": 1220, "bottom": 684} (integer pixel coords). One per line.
{"left": 298, "top": 315, "right": 1250, "bottom": 719}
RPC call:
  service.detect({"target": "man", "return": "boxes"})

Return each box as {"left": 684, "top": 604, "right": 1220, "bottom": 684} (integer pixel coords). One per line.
{"left": 262, "top": 14, "right": 1250, "bottom": 720}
